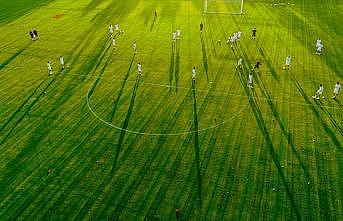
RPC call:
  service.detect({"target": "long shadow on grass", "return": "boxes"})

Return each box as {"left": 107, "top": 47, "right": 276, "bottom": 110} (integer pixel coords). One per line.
{"left": 0, "top": 35, "right": 115, "bottom": 219}
{"left": 0, "top": 75, "right": 49, "bottom": 133}
{"left": 82, "top": 48, "right": 114, "bottom": 110}
{"left": 43, "top": 39, "right": 112, "bottom": 118}
{"left": 0, "top": 37, "right": 113, "bottom": 188}
{"left": 35, "top": 125, "right": 118, "bottom": 220}
{"left": 191, "top": 79, "right": 202, "bottom": 201}
{"left": 108, "top": 55, "right": 135, "bottom": 122}
{"left": 83, "top": 0, "right": 106, "bottom": 13}
{"left": 261, "top": 79, "right": 312, "bottom": 178}
{"left": 256, "top": 41, "right": 281, "bottom": 83}
{"left": 104, "top": 91, "right": 193, "bottom": 219}
{"left": 0, "top": 72, "right": 69, "bottom": 213}
{"left": 287, "top": 71, "right": 342, "bottom": 152}
{"left": 174, "top": 40, "right": 181, "bottom": 92}
{"left": 245, "top": 91, "right": 301, "bottom": 221}
{"left": 237, "top": 43, "right": 312, "bottom": 181}
{"left": 314, "top": 147, "right": 331, "bottom": 221}
{"left": 0, "top": 73, "right": 61, "bottom": 146}
{"left": 29, "top": 73, "right": 158, "bottom": 220}
{"left": 168, "top": 42, "right": 175, "bottom": 91}
{"left": 0, "top": 0, "right": 53, "bottom": 24}
{"left": 235, "top": 55, "right": 302, "bottom": 221}
{"left": 0, "top": 32, "right": 112, "bottom": 203}
{"left": 267, "top": 5, "right": 342, "bottom": 78}
{"left": 200, "top": 34, "right": 209, "bottom": 81}
{"left": 252, "top": 72, "right": 312, "bottom": 181}
{"left": 314, "top": 101, "right": 343, "bottom": 136}
{"left": 33, "top": 52, "right": 132, "bottom": 217}
{"left": 83, "top": 0, "right": 138, "bottom": 25}
{"left": 75, "top": 93, "right": 172, "bottom": 220}
{"left": 144, "top": 51, "right": 233, "bottom": 220}
{"left": 0, "top": 42, "right": 31, "bottom": 71}
{"left": 0, "top": 113, "right": 57, "bottom": 201}
{"left": 111, "top": 75, "right": 141, "bottom": 172}
{"left": 150, "top": 14, "right": 157, "bottom": 32}
{"left": 10, "top": 117, "right": 113, "bottom": 220}
{"left": 16, "top": 59, "right": 139, "bottom": 218}
{"left": 84, "top": 77, "right": 141, "bottom": 219}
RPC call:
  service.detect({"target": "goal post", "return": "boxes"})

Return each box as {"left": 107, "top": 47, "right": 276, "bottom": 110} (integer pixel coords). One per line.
{"left": 204, "top": 0, "right": 244, "bottom": 15}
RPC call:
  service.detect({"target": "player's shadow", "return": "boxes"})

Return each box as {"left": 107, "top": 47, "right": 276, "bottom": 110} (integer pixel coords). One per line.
{"left": 1, "top": 36, "right": 111, "bottom": 146}
{"left": 200, "top": 34, "right": 209, "bottom": 81}
{"left": 256, "top": 42, "right": 281, "bottom": 83}
{"left": 0, "top": 41, "right": 32, "bottom": 71}
{"left": 82, "top": 0, "right": 106, "bottom": 14}
{"left": 108, "top": 55, "right": 135, "bottom": 122}
{"left": 112, "top": 75, "right": 141, "bottom": 171}
{"left": 83, "top": 50, "right": 113, "bottom": 110}
{"left": 168, "top": 42, "right": 175, "bottom": 91}
{"left": 271, "top": 7, "right": 342, "bottom": 79}
{"left": 288, "top": 71, "right": 342, "bottom": 153}
{"left": 314, "top": 100, "right": 343, "bottom": 136}
{"left": 57, "top": 40, "right": 113, "bottom": 114}
{"left": 0, "top": 75, "right": 49, "bottom": 133}
{"left": 0, "top": 70, "right": 61, "bottom": 146}
{"left": 150, "top": 15, "right": 157, "bottom": 32}
{"left": 191, "top": 80, "right": 202, "bottom": 202}
{"left": 174, "top": 40, "right": 180, "bottom": 92}
{"left": 256, "top": 73, "right": 312, "bottom": 180}
{"left": 234, "top": 61, "right": 302, "bottom": 220}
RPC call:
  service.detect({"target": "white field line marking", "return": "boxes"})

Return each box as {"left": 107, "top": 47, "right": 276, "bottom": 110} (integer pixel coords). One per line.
{"left": 85, "top": 78, "right": 249, "bottom": 136}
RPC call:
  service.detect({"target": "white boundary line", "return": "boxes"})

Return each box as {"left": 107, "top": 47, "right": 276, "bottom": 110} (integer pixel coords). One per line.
{"left": 85, "top": 78, "right": 249, "bottom": 136}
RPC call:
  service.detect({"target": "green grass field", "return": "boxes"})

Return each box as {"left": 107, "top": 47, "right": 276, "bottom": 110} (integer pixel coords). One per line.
{"left": 0, "top": 0, "right": 342, "bottom": 220}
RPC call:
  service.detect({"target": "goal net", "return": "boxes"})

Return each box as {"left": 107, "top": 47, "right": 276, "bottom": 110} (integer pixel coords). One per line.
{"left": 204, "top": 0, "right": 244, "bottom": 14}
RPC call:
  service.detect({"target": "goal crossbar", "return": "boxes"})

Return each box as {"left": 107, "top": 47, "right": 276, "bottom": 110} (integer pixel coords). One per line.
{"left": 204, "top": 0, "right": 244, "bottom": 15}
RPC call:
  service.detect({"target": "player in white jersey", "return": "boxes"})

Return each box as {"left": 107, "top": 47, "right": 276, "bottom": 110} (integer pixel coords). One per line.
{"left": 283, "top": 55, "right": 291, "bottom": 70}
{"left": 231, "top": 33, "right": 237, "bottom": 43}
{"left": 132, "top": 42, "right": 137, "bottom": 53}
{"left": 332, "top": 82, "right": 341, "bottom": 99}
{"left": 115, "top": 24, "right": 119, "bottom": 31}
{"left": 316, "top": 43, "right": 323, "bottom": 55}
{"left": 312, "top": 84, "right": 324, "bottom": 100}
{"left": 137, "top": 62, "right": 142, "bottom": 76}
{"left": 247, "top": 73, "right": 253, "bottom": 88}
{"left": 59, "top": 56, "right": 64, "bottom": 69}
{"left": 172, "top": 32, "right": 177, "bottom": 41}
{"left": 316, "top": 38, "right": 324, "bottom": 55}
{"left": 237, "top": 31, "right": 242, "bottom": 40}
{"left": 47, "top": 61, "right": 52, "bottom": 75}
{"left": 112, "top": 38, "right": 116, "bottom": 47}
{"left": 109, "top": 24, "right": 114, "bottom": 36}
{"left": 233, "top": 32, "right": 238, "bottom": 41}
{"left": 228, "top": 35, "right": 235, "bottom": 48}
{"left": 236, "top": 58, "right": 243, "bottom": 69}
{"left": 192, "top": 67, "right": 196, "bottom": 80}
{"left": 176, "top": 29, "right": 181, "bottom": 38}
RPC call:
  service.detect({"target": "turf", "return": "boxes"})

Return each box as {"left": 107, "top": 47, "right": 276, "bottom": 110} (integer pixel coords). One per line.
{"left": 0, "top": 0, "right": 342, "bottom": 220}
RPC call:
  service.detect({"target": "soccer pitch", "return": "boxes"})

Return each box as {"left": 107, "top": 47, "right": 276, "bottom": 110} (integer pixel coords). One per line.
{"left": 0, "top": 0, "right": 342, "bottom": 220}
